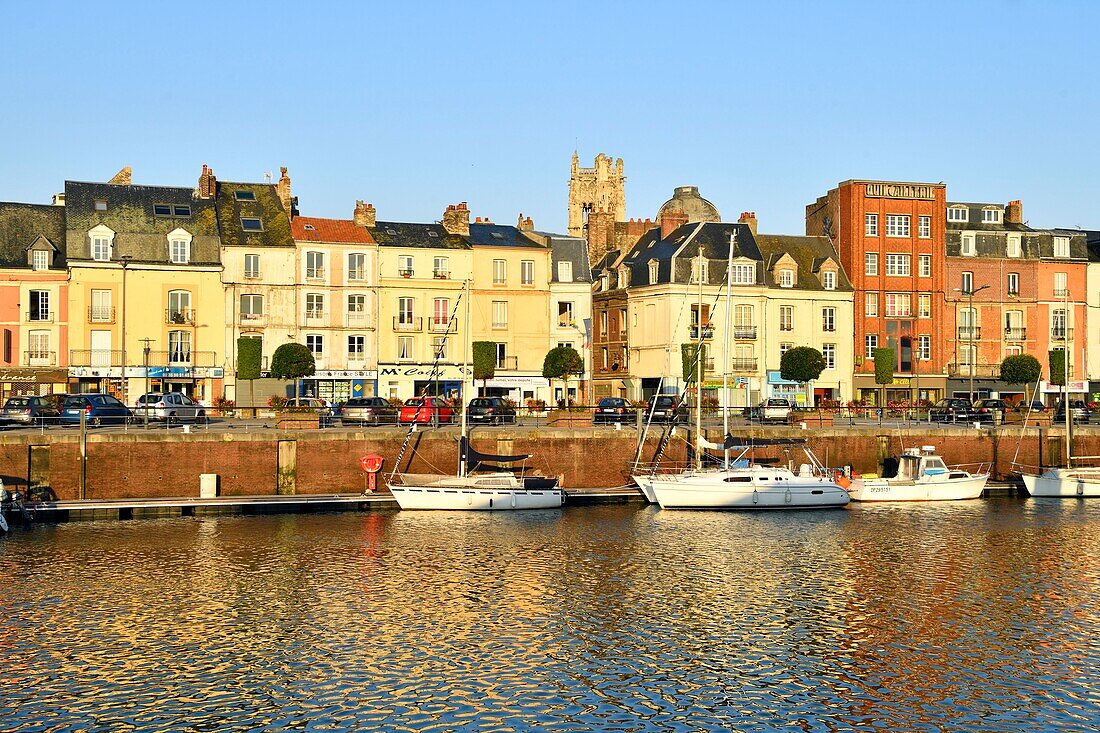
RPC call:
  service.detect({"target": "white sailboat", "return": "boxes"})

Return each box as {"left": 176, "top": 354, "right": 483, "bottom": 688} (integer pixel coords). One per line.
{"left": 635, "top": 230, "right": 850, "bottom": 510}
{"left": 386, "top": 281, "right": 563, "bottom": 511}
{"left": 847, "top": 446, "right": 989, "bottom": 502}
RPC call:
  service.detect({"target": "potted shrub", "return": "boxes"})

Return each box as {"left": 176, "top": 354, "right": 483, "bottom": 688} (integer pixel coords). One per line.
{"left": 525, "top": 398, "right": 548, "bottom": 417}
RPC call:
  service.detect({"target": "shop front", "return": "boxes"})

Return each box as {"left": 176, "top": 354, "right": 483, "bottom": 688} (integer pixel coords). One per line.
{"left": 0, "top": 368, "right": 69, "bottom": 401}
{"left": 767, "top": 371, "right": 805, "bottom": 406}
{"left": 299, "top": 370, "right": 378, "bottom": 405}
{"left": 855, "top": 374, "right": 945, "bottom": 406}
{"left": 481, "top": 375, "right": 551, "bottom": 404}
{"left": 1040, "top": 379, "right": 1087, "bottom": 407}
{"left": 377, "top": 363, "right": 469, "bottom": 402}
{"left": 69, "top": 366, "right": 223, "bottom": 404}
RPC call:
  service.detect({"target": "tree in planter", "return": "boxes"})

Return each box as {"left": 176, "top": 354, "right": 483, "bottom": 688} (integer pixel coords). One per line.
{"left": 237, "top": 337, "right": 262, "bottom": 414}
{"left": 780, "top": 346, "right": 825, "bottom": 407}
{"left": 1000, "top": 354, "right": 1042, "bottom": 405}
{"left": 270, "top": 342, "right": 315, "bottom": 401}
{"left": 1049, "top": 348, "right": 1068, "bottom": 416}
{"left": 543, "top": 346, "right": 584, "bottom": 408}
{"left": 874, "top": 347, "right": 895, "bottom": 413}
{"left": 681, "top": 343, "right": 707, "bottom": 409}
{"left": 472, "top": 341, "right": 496, "bottom": 397}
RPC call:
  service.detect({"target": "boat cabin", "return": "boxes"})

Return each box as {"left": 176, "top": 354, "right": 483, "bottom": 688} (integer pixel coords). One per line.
{"left": 898, "top": 446, "right": 967, "bottom": 482}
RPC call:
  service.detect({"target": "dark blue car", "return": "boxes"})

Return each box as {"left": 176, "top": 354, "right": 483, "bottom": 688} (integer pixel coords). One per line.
{"left": 59, "top": 394, "right": 133, "bottom": 426}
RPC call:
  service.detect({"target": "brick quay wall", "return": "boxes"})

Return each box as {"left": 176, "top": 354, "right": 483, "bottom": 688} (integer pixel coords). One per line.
{"left": 0, "top": 426, "right": 1077, "bottom": 501}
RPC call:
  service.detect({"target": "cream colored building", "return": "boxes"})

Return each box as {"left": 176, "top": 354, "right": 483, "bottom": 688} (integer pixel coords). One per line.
{"left": 597, "top": 217, "right": 854, "bottom": 405}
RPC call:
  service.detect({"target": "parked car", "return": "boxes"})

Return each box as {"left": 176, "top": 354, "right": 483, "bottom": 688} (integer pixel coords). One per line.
{"left": 1, "top": 396, "right": 61, "bottom": 426}
{"left": 745, "top": 398, "right": 793, "bottom": 424}
{"left": 1015, "top": 399, "right": 1046, "bottom": 413}
{"left": 973, "top": 398, "right": 1009, "bottom": 424}
{"left": 133, "top": 392, "right": 208, "bottom": 424}
{"left": 340, "top": 397, "right": 398, "bottom": 426}
{"left": 59, "top": 394, "right": 133, "bottom": 426}
{"left": 1054, "top": 399, "right": 1092, "bottom": 425}
{"left": 646, "top": 395, "right": 688, "bottom": 424}
{"left": 284, "top": 397, "right": 338, "bottom": 426}
{"left": 467, "top": 397, "right": 517, "bottom": 425}
{"left": 398, "top": 396, "right": 456, "bottom": 425}
{"left": 593, "top": 397, "right": 636, "bottom": 425}
{"left": 929, "top": 398, "right": 978, "bottom": 423}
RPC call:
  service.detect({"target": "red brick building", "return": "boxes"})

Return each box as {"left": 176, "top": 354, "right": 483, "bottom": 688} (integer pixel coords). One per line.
{"left": 806, "top": 180, "right": 948, "bottom": 404}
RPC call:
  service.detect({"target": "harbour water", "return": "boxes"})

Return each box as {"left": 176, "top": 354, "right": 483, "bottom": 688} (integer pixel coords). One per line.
{"left": 1, "top": 499, "right": 1098, "bottom": 732}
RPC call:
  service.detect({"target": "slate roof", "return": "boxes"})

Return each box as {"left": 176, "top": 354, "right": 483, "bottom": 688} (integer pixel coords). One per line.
{"left": 215, "top": 182, "right": 293, "bottom": 248}
{"left": 64, "top": 181, "right": 221, "bottom": 265}
{"left": 0, "top": 202, "right": 66, "bottom": 269}
{"left": 534, "top": 232, "right": 593, "bottom": 284}
{"left": 369, "top": 221, "right": 471, "bottom": 249}
{"left": 945, "top": 208, "right": 1088, "bottom": 260}
{"left": 945, "top": 202, "right": 1031, "bottom": 232}
{"left": 1056, "top": 229, "right": 1100, "bottom": 262}
{"left": 468, "top": 223, "right": 546, "bottom": 249}
{"left": 291, "top": 216, "right": 375, "bottom": 244}
{"left": 755, "top": 234, "right": 853, "bottom": 292}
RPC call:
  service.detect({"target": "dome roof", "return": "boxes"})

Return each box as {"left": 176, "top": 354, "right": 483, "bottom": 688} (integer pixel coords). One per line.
{"left": 657, "top": 186, "right": 720, "bottom": 223}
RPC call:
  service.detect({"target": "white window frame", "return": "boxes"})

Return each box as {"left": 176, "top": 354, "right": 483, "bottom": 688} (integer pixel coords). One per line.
{"left": 822, "top": 307, "right": 836, "bottom": 332}
{"left": 558, "top": 261, "right": 573, "bottom": 282}
{"left": 305, "top": 292, "right": 325, "bottom": 319}
{"left": 885, "top": 254, "right": 911, "bottom": 276}
{"left": 433, "top": 256, "right": 449, "bottom": 279}
{"left": 521, "top": 259, "right": 535, "bottom": 286}
{"left": 919, "top": 293, "right": 931, "bottom": 318}
{"left": 865, "top": 292, "right": 878, "bottom": 317}
{"left": 822, "top": 343, "right": 836, "bottom": 370}
{"left": 1053, "top": 236, "right": 1069, "bottom": 258}
{"left": 648, "top": 261, "right": 658, "bottom": 282}
{"left": 88, "top": 224, "right": 115, "bottom": 262}
{"left": 399, "top": 255, "right": 414, "bottom": 277}
{"left": 919, "top": 254, "right": 932, "bottom": 278}
{"left": 244, "top": 253, "right": 261, "bottom": 278}
{"left": 948, "top": 206, "right": 968, "bottom": 223}
{"left": 1054, "top": 271, "right": 1067, "bottom": 296}
{"left": 348, "top": 253, "right": 366, "bottom": 281}
{"left": 886, "top": 214, "right": 910, "bottom": 237}
{"left": 885, "top": 293, "right": 911, "bottom": 317}
{"left": 31, "top": 249, "right": 49, "bottom": 270}
{"left": 433, "top": 298, "right": 450, "bottom": 328}
{"left": 28, "top": 289, "right": 50, "bottom": 321}
{"left": 865, "top": 253, "right": 878, "bottom": 276}
{"left": 961, "top": 271, "right": 974, "bottom": 293}
{"left": 431, "top": 335, "right": 448, "bottom": 361}
{"left": 865, "top": 334, "right": 878, "bottom": 359}
{"left": 779, "top": 305, "right": 793, "bottom": 331}
{"left": 493, "top": 259, "right": 507, "bottom": 285}
{"left": 1007, "top": 272, "right": 1019, "bottom": 295}
{"left": 1007, "top": 234, "right": 1022, "bottom": 258}
{"left": 397, "top": 297, "right": 414, "bottom": 324}
{"left": 240, "top": 293, "right": 264, "bottom": 320}
{"left": 730, "top": 263, "right": 753, "bottom": 285}
{"left": 348, "top": 335, "right": 366, "bottom": 359}
{"left": 492, "top": 300, "right": 508, "bottom": 328}
{"left": 865, "top": 213, "right": 878, "bottom": 236}
{"left": 167, "top": 227, "right": 192, "bottom": 265}
{"left": 822, "top": 270, "right": 836, "bottom": 290}
{"left": 918, "top": 216, "right": 931, "bottom": 239}
{"left": 306, "top": 251, "right": 325, "bottom": 280}
{"left": 918, "top": 335, "right": 931, "bottom": 360}
{"left": 778, "top": 269, "right": 794, "bottom": 287}
{"left": 306, "top": 334, "right": 324, "bottom": 358}
{"left": 397, "top": 336, "right": 414, "bottom": 362}
{"left": 961, "top": 233, "right": 976, "bottom": 256}
{"left": 982, "top": 208, "right": 1002, "bottom": 224}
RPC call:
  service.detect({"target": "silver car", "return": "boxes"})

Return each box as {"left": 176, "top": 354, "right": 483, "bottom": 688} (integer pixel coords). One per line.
{"left": 134, "top": 392, "right": 208, "bottom": 424}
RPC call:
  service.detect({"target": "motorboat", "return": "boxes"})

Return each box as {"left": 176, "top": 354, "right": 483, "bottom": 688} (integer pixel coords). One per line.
{"left": 1022, "top": 468, "right": 1100, "bottom": 498}
{"left": 847, "top": 445, "right": 989, "bottom": 502}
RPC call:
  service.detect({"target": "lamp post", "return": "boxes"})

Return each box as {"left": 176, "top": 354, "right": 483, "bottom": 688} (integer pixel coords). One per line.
{"left": 140, "top": 337, "right": 153, "bottom": 428}
{"left": 119, "top": 255, "right": 131, "bottom": 404}
{"left": 954, "top": 284, "right": 990, "bottom": 404}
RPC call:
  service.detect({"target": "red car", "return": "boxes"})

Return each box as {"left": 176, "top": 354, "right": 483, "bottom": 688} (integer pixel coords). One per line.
{"left": 398, "top": 396, "right": 456, "bottom": 424}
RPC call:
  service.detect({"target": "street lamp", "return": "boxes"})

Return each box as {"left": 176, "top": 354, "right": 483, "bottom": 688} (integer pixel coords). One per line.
{"left": 954, "top": 284, "right": 990, "bottom": 404}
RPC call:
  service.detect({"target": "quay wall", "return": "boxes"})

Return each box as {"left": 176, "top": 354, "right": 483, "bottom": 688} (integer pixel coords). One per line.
{"left": 0, "top": 426, "right": 1077, "bottom": 500}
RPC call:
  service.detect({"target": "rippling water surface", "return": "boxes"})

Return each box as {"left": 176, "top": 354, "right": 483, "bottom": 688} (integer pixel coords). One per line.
{"left": 1, "top": 499, "right": 1099, "bottom": 732}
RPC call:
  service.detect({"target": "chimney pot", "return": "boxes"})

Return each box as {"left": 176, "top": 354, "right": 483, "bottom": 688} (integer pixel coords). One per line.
{"left": 442, "top": 202, "right": 471, "bottom": 236}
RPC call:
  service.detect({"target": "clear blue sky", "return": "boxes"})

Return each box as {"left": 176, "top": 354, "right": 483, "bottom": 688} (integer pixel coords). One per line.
{"left": 3, "top": 1, "right": 1098, "bottom": 234}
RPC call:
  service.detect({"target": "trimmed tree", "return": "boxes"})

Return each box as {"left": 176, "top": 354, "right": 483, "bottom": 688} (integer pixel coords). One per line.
{"left": 543, "top": 346, "right": 584, "bottom": 406}
{"left": 472, "top": 341, "right": 496, "bottom": 397}
{"left": 874, "top": 347, "right": 895, "bottom": 409}
{"left": 270, "top": 342, "right": 316, "bottom": 400}
{"left": 781, "top": 346, "right": 825, "bottom": 405}
{"left": 682, "top": 343, "right": 706, "bottom": 409}
{"left": 1048, "top": 349, "right": 1067, "bottom": 387}
{"left": 1000, "top": 354, "right": 1042, "bottom": 404}
{"left": 236, "top": 337, "right": 263, "bottom": 412}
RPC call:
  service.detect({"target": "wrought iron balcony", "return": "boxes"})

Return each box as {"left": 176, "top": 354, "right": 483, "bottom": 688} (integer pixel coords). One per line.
{"left": 730, "top": 358, "right": 758, "bottom": 371}
{"left": 304, "top": 308, "right": 326, "bottom": 321}
{"left": 1051, "top": 328, "right": 1073, "bottom": 341}
{"left": 26, "top": 310, "right": 52, "bottom": 322}
{"left": 496, "top": 356, "right": 519, "bottom": 370}
{"left": 23, "top": 350, "right": 56, "bottom": 366}
{"left": 429, "top": 317, "right": 458, "bottom": 332}
{"left": 165, "top": 308, "right": 195, "bottom": 325}
{"left": 1004, "top": 327, "right": 1027, "bottom": 341}
{"left": 88, "top": 306, "right": 115, "bottom": 323}
{"left": 147, "top": 350, "right": 218, "bottom": 367}
{"left": 346, "top": 311, "right": 369, "bottom": 327}
{"left": 1054, "top": 288, "right": 1069, "bottom": 298}
{"left": 733, "top": 325, "right": 757, "bottom": 340}
{"left": 305, "top": 267, "right": 326, "bottom": 280}
{"left": 69, "top": 349, "right": 122, "bottom": 367}
{"left": 957, "top": 326, "right": 981, "bottom": 340}
{"left": 433, "top": 270, "right": 449, "bottom": 279}
{"left": 690, "top": 325, "right": 714, "bottom": 340}
{"left": 394, "top": 316, "right": 422, "bottom": 332}
{"left": 948, "top": 362, "right": 1000, "bottom": 377}
{"left": 239, "top": 312, "right": 264, "bottom": 324}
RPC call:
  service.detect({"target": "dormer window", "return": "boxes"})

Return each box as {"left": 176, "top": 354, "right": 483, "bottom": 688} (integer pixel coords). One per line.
{"left": 649, "top": 260, "right": 659, "bottom": 282}
{"left": 618, "top": 266, "right": 630, "bottom": 288}
{"left": 730, "top": 263, "right": 755, "bottom": 285}
{"left": 1007, "top": 234, "right": 1021, "bottom": 257}
{"left": 600, "top": 274, "right": 609, "bottom": 291}
{"left": 982, "top": 207, "right": 1002, "bottom": 224}
{"left": 691, "top": 257, "right": 708, "bottom": 284}
{"left": 778, "top": 269, "right": 794, "bottom": 287}
{"left": 948, "top": 206, "right": 968, "bottom": 222}
{"left": 32, "top": 250, "right": 50, "bottom": 271}
{"left": 168, "top": 227, "right": 192, "bottom": 264}
{"left": 822, "top": 270, "right": 836, "bottom": 290}
{"left": 88, "top": 224, "right": 115, "bottom": 262}
{"left": 961, "top": 233, "right": 976, "bottom": 256}
{"left": 1054, "top": 236, "right": 1069, "bottom": 258}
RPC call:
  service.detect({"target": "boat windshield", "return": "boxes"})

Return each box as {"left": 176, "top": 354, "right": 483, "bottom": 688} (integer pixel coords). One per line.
{"left": 898, "top": 455, "right": 919, "bottom": 480}
{"left": 922, "top": 457, "right": 948, "bottom": 475}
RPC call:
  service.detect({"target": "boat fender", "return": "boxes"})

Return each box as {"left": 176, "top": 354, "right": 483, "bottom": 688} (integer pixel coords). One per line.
{"left": 785, "top": 488, "right": 792, "bottom": 504}
{"left": 753, "top": 489, "right": 759, "bottom": 505}
{"left": 835, "top": 473, "right": 851, "bottom": 489}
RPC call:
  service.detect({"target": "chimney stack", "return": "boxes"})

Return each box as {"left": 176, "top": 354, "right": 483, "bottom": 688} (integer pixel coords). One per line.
{"left": 442, "top": 202, "right": 470, "bottom": 236}
{"left": 738, "top": 211, "right": 758, "bottom": 236}
{"left": 276, "top": 166, "right": 292, "bottom": 216}
{"left": 660, "top": 208, "right": 689, "bottom": 239}
{"left": 354, "top": 200, "right": 376, "bottom": 228}
{"left": 517, "top": 213, "right": 534, "bottom": 231}
{"left": 1005, "top": 200, "right": 1023, "bottom": 225}
{"left": 198, "top": 164, "right": 216, "bottom": 199}
{"left": 108, "top": 166, "right": 132, "bottom": 186}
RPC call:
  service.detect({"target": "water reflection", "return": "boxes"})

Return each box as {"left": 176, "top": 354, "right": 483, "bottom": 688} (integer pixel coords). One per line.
{"left": 0, "top": 499, "right": 1097, "bottom": 731}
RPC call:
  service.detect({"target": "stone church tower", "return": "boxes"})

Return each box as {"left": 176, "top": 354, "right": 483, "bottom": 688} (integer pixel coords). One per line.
{"left": 567, "top": 151, "right": 626, "bottom": 239}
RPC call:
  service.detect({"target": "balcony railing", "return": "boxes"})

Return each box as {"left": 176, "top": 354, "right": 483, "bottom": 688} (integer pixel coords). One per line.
{"left": 948, "top": 362, "right": 1000, "bottom": 378}
{"left": 348, "top": 270, "right": 365, "bottom": 281}
{"left": 26, "top": 310, "right": 52, "bottom": 322}
{"left": 305, "top": 268, "right": 326, "bottom": 280}
{"left": 496, "top": 356, "right": 519, "bottom": 370}
{"left": 243, "top": 270, "right": 261, "bottom": 279}
{"left": 304, "top": 309, "right": 325, "bottom": 321}
{"left": 957, "top": 326, "right": 981, "bottom": 340}
{"left": 147, "top": 350, "right": 218, "bottom": 367}
{"left": 24, "top": 350, "right": 56, "bottom": 366}
{"left": 690, "top": 325, "right": 714, "bottom": 340}
{"left": 730, "top": 358, "right": 757, "bottom": 372}
{"left": 165, "top": 308, "right": 196, "bottom": 325}
{"left": 433, "top": 270, "right": 449, "bottom": 279}
{"left": 1054, "top": 288, "right": 1069, "bottom": 298}
{"left": 239, "top": 312, "right": 264, "bottom": 325}
{"left": 1004, "top": 327, "right": 1027, "bottom": 340}
{"left": 70, "top": 349, "right": 122, "bottom": 367}
{"left": 704, "top": 358, "right": 716, "bottom": 373}
{"left": 89, "top": 306, "right": 115, "bottom": 323}
{"left": 1051, "top": 328, "right": 1073, "bottom": 341}
{"left": 429, "top": 317, "right": 458, "bottom": 332}
{"left": 733, "top": 325, "right": 757, "bottom": 340}
{"left": 346, "top": 312, "right": 369, "bottom": 327}
{"left": 394, "top": 316, "right": 422, "bottom": 332}
{"left": 398, "top": 268, "right": 414, "bottom": 278}
{"left": 557, "top": 318, "right": 577, "bottom": 329}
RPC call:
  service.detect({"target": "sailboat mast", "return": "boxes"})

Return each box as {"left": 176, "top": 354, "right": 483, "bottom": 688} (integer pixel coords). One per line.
{"left": 723, "top": 230, "right": 735, "bottom": 468}
{"left": 695, "top": 244, "right": 704, "bottom": 471}
{"left": 1065, "top": 287, "right": 1071, "bottom": 467}
{"left": 461, "top": 278, "right": 472, "bottom": 478}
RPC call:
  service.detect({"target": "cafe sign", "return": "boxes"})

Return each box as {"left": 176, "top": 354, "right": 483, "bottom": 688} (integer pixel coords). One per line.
{"left": 865, "top": 182, "right": 936, "bottom": 200}
{"left": 0, "top": 368, "right": 68, "bottom": 383}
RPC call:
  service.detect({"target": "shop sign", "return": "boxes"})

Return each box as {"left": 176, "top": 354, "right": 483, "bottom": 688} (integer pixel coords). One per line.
{"left": 767, "top": 370, "right": 799, "bottom": 386}
{"left": 865, "top": 182, "right": 936, "bottom": 200}
{"left": 1041, "top": 380, "right": 1087, "bottom": 394}
{"left": 485, "top": 376, "right": 549, "bottom": 388}
{"left": 891, "top": 377, "right": 912, "bottom": 386}
{"left": 310, "top": 370, "right": 378, "bottom": 379}
{"left": 378, "top": 364, "right": 471, "bottom": 379}
{"left": 69, "top": 367, "right": 123, "bottom": 378}
{"left": 0, "top": 368, "right": 68, "bottom": 383}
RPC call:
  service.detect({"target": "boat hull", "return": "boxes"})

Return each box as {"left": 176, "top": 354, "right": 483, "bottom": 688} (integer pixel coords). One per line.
{"left": 649, "top": 473, "right": 849, "bottom": 510}
{"left": 849, "top": 475, "right": 988, "bottom": 502}
{"left": 632, "top": 475, "right": 657, "bottom": 503}
{"left": 389, "top": 485, "right": 563, "bottom": 511}
{"left": 1022, "top": 469, "right": 1100, "bottom": 498}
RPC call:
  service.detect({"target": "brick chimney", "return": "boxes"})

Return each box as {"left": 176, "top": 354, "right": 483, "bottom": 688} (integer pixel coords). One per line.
{"left": 108, "top": 166, "right": 132, "bottom": 185}
{"left": 587, "top": 207, "right": 613, "bottom": 262}
{"left": 276, "top": 167, "right": 292, "bottom": 215}
{"left": 1005, "top": 200, "right": 1023, "bottom": 225}
{"left": 354, "top": 200, "right": 376, "bottom": 228}
{"left": 738, "top": 211, "right": 758, "bottom": 236}
{"left": 660, "top": 208, "right": 688, "bottom": 239}
{"left": 517, "top": 213, "right": 534, "bottom": 231}
{"left": 442, "top": 202, "right": 470, "bottom": 236}
{"left": 198, "top": 164, "right": 216, "bottom": 199}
